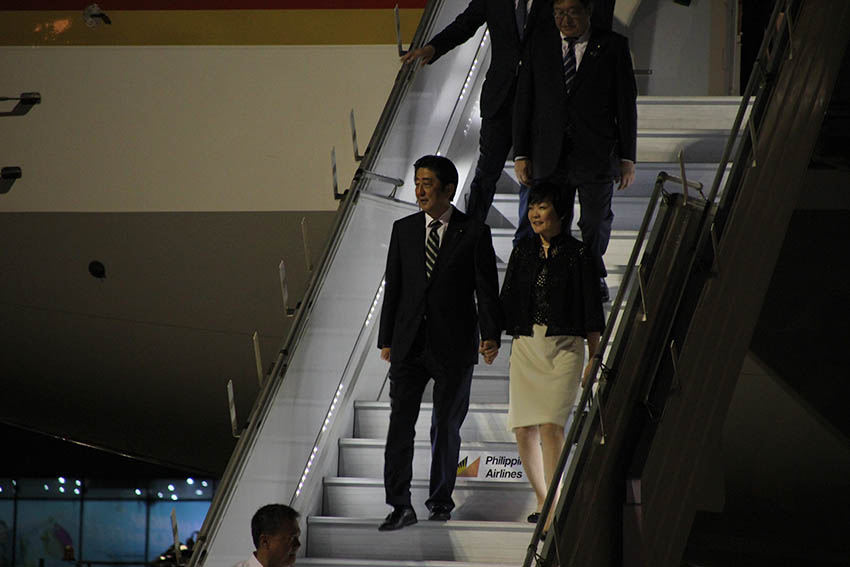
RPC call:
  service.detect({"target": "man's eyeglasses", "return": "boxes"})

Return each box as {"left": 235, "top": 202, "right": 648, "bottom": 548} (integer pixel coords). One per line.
{"left": 553, "top": 8, "right": 587, "bottom": 20}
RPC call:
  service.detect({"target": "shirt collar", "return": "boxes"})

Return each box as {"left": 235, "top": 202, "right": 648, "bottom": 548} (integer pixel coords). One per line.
{"left": 425, "top": 205, "right": 453, "bottom": 226}
{"left": 560, "top": 28, "right": 591, "bottom": 44}
{"left": 536, "top": 231, "right": 569, "bottom": 248}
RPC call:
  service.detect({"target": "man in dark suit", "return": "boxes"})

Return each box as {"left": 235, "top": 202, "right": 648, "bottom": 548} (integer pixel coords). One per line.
{"left": 377, "top": 155, "right": 502, "bottom": 531}
{"left": 401, "top": 0, "right": 547, "bottom": 237}
{"left": 513, "top": 0, "right": 637, "bottom": 301}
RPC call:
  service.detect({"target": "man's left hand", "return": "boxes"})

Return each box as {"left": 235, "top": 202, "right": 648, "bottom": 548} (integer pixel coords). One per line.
{"left": 479, "top": 340, "right": 499, "bottom": 365}
{"left": 618, "top": 160, "right": 636, "bottom": 190}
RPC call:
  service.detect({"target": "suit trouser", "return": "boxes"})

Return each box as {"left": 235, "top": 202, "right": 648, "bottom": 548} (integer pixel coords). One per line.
{"left": 466, "top": 88, "right": 515, "bottom": 226}
{"left": 592, "top": 0, "right": 616, "bottom": 32}
{"left": 562, "top": 178, "right": 614, "bottom": 278}
{"left": 384, "top": 346, "right": 474, "bottom": 512}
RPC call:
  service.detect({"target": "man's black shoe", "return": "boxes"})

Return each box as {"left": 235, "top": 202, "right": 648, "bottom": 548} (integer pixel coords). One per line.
{"left": 428, "top": 508, "right": 451, "bottom": 521}
{"left": 378, "top": 506, "right": 417, "bottom": 531}
{"left": 599, "top": 278, "right": 610, "bottom": 303}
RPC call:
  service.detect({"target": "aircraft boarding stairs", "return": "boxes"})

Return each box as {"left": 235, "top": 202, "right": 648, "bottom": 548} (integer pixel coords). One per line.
{"left": 186, "top": 1, "right": 849, "bottom": 566}
{"left": 300, "top": 92, "right": 744, "bottom": 565}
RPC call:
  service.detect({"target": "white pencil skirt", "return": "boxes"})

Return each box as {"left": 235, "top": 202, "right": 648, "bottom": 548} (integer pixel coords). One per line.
{"left": 506, "top": 324, "right": 584, "bottom": 431}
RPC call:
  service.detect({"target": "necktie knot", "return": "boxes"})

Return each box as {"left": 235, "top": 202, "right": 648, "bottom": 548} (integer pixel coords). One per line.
{"left": 429, "top": 219, "right": 442, "bottom": 229}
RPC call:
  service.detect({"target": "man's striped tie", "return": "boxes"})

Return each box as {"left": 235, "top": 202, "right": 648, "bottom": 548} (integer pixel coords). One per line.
{"left": 563, "top": 38, "right": 576, "bottom": 95}
{"left": 425, "top": 219, "right": 441, "bottom": 279}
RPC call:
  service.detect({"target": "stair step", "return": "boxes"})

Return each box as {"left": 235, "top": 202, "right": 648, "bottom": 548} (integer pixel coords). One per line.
{"left": 494, "top": 129, "right": 736, "bottom": 164}
{"left": 496, "top": 133, "right": 735, "bottom": 172}
{"left": 492, "top": 196, "right": 654, "bottom": 232}
{"left": 355, "top": 401, "right": 512, "bottom": 442}
{"left": 636, "top": 129, "right": 736, "bottom": 162}
{"left": 491, "top": 162, "right": 726, "bottom": 221}
{"left": 306, "top": 517, "right": 532, "bottom": 563}
{"left": 378, "top": 369, "right": 510, "bottom": 404}
{"left": 338, "top": 439, "right": 521, "bottom": 479}
{"left": 495, "top": 161, "right": 729, "bottom": 197}
{"left": 635, "top": 96, "right": 749, "bottom": 130}
{"left": 299, "top": 559, "right": 518, "bottom": 567}
{"left": 323, "top": 477, "right": 535, "bottom": 521}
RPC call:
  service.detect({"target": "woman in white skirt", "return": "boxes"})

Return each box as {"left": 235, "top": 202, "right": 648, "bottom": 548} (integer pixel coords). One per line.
{"left": 499, "top": 182, "right": 605, "bottom": 531}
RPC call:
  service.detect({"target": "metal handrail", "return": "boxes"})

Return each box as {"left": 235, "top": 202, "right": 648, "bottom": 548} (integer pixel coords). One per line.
{"left": 187, "top": 188, "right": 358, "bottom": 567}
{"left": 185, "top": 3, "right": 452, "bottom": 567}
{"left": 522, "top": 1, "right": 800, "bottom": 564}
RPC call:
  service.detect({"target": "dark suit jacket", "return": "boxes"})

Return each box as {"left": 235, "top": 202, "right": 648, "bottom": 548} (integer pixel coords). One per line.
{"left": 428, "top": 0, "right": 549, "bottom": 119}
{"left": 500, "top": 233, "right": 605, "bottom": 338}
{"left": 378, "top": 207, "right": 503, "bottom": 368}
{"left": 513, "top": 25, "right": 638, "bottom": 181}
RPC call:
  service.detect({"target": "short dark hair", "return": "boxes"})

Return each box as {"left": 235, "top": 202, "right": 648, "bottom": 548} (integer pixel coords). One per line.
{"left": 251, "top": 504, "right": 300, "bottom": 548}
{"left": 529, "top": 182, "right": 569, "bottom": 220}
{"left": 555, "top": 0, "right": 594, "bottom": 10}
{"left": 413, "top": 155, "right": 459, "bottom": 191}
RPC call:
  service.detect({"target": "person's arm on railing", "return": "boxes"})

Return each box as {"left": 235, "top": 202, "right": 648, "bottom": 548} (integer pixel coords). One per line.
{"left": 583, "top": 331, "right": 600, "bottom": 388}
{"left": 402, "top": 0, "right": 487, "bottom": 66}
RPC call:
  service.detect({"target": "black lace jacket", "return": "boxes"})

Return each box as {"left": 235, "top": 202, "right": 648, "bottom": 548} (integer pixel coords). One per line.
{"left": 500, "top": 233, "right": 605, "bottom": 338}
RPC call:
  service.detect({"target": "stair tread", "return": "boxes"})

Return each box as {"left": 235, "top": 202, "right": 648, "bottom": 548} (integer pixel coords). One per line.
{"left": 490, "top": 227, "right": 639, "bottom": 237}
{"left": 636, "top": 95, "right": 744, "bottom": 103}
{"left": 324, "top": 477, "right": 531, "bottom": 490}
{"left": 309, "top": 516, "right": 533, "bottom": 530}
{"left": 340, "top": 438, "right": 516, "bottom": 448}
{"left": 355, "top": 401, "right": 508, "bottom": 411}
{"left": 299, "top": 559, "right": 518, "bottom": 567}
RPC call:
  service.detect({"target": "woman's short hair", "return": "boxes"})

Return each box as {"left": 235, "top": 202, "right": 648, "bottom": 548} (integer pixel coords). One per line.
{"left": 528, "top": 182, "right": 569, "bottom": 219}
{"left": 251, "top": 504, "right": 300, "bottom": 548}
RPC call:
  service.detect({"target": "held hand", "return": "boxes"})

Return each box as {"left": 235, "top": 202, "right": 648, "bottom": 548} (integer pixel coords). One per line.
{"left": 515, "top": 158, "right": 533, "bottom": 186}
{"left": 400, "top": 44, "right": 436, "bottom": 66}
{"left": 380, "top": 347, "right": 391, "bottom": 363}
{"left": 581, "top": 360, "right": 594, "bottom": 388}
{"left": 618, "top": 160, "right": 635, "bottom": 190}
{"left": 479, "top": 340, "right": 499, "bottom": 365}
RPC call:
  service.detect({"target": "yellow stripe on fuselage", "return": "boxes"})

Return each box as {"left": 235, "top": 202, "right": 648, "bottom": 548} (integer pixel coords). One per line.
{"left": 1, "top": 9, "right": 424, "bottom": 46}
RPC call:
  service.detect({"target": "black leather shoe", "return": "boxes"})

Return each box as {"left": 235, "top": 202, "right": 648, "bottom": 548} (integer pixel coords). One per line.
{"left": 428, "top": 507, "right": 451, "bottom": 521}
{"left": 599, "top": 278, "right": 610, "bottom": 303}
{"left": 527, "top": 512, "right": 540, "bottom": 524}
{"left": 378, "top": 506, "right": 417, "bottom": 531}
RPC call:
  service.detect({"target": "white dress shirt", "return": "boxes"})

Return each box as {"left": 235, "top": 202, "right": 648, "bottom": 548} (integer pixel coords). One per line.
{"left": 424, "top": 206, "right": 453, "bottom": 250}
{"left": 231, "top": 553, "right": 263, "bottom": 567}
{"left": 560, "top": 28, "right": 591, "bottom": 69}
